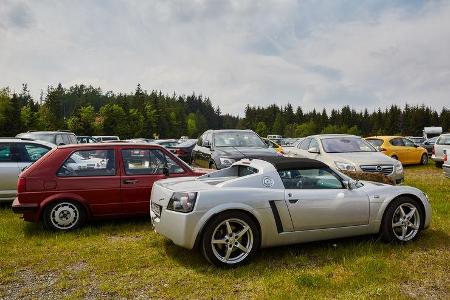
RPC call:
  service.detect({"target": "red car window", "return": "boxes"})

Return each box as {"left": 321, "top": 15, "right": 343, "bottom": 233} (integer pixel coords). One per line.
{"left": 121, "top": 148, "right": 185, "bottom": 175}
{"left": 57, "top": 149, "right": 115, "bottom": 177}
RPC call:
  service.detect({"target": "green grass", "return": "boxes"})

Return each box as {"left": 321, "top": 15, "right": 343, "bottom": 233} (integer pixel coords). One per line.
{"left": 1, "top": 163, "right": 449, "bottom": 299}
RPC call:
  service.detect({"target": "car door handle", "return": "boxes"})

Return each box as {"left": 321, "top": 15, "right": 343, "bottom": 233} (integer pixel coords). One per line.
{"left": 288, "top": 199, "right": 299, "bottom": 204}
{"left": 123, "top": 179, "right": 138, "bottom": 184}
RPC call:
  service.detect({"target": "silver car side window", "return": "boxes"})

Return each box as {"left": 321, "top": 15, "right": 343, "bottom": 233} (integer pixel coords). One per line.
{"left": 279, "top": 167, "right": 344, "bottom": 189}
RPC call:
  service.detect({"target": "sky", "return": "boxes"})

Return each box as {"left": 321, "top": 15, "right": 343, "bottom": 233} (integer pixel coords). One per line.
{"left": 0, "top": 0, "right": 449, "bottom": 115}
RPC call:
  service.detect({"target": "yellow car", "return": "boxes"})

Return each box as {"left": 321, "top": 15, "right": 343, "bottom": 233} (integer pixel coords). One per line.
{"left": 262, "top": 138, "right": 284, "bottom": 154}
{"left": 365, "top": 136, "right": 428, "bottom": 165}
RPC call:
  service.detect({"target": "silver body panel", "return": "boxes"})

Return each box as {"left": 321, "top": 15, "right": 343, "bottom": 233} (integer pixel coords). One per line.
{"left": 151, "top": 159, "right": 431, "bottom": 250}
{"left": 0, "top": 139, "right": 55, "bottom": 202}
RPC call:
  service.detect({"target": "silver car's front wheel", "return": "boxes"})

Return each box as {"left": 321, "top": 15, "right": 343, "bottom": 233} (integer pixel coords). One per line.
{"left": 381, "top": 197, "right": 422, "bottom": 243}
{"left": 391, "top": 203, "right": 420, "bottom": 241}
{"left": 201, "top": 211, "right": 260, "bottom": 267}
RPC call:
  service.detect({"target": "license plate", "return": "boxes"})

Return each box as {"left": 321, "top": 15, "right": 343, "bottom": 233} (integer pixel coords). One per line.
{"left": 151, "top": 202, "right": 162, "bottom": 217}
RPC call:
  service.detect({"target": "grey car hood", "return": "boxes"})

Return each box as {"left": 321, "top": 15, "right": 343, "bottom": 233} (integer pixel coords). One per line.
{"left": 330, "top": 152, "right": 395, "bottom": 165}
{"left": 214, "top": 147, "right": 277, "bottom": 159}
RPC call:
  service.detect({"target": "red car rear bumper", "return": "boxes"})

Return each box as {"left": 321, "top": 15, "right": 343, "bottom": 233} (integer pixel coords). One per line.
{"left": 12, "top": 197, "right": 39, "bottom": 213}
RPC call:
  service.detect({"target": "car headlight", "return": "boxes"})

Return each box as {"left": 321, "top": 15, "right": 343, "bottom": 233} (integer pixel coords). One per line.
{"left": 395, "top": 160, "right": 403, "bottom": 174}
{"left": 167, "top": 192, "right": 197, "bottom": 213}
{"left": 334, "top": 161, "right": 356, "bottom": 171}
{"left": 219, "top": 157, "right": 236, "bottom": 166}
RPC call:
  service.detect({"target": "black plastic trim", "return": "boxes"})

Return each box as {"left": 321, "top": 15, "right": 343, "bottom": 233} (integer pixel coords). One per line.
{"left": 269, "top": 200, "right": 284, "bottom": 233}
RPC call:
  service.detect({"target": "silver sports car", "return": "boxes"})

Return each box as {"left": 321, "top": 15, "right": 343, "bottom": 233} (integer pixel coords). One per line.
{"left": 150, "top": 157, "right": 431, "bottom": 267}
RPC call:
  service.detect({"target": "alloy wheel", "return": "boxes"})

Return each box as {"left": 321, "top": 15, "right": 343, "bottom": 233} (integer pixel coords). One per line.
{"left": 211, "top": 218, "right": 254, "bottom": 264}
{"left": 391, "top": 203, "right": 420, "bottom": 241}
{"left": 50, "top": 202, "right": 79, "bottom": 230}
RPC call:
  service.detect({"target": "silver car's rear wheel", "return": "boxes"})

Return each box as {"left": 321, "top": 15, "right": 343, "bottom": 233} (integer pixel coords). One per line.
{"left": 391, "top": 203, "right": 420, "bottom": 241}
{"left": 201, "top": 211, "right": 260, "bottom": 267}
{"left": 211, "top": 219, "right": 254, "bottom": 264}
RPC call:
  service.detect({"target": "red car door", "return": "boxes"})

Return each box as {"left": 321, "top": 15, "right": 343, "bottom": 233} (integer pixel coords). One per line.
{"left": 55, "top": 148, "right": 122, "bottom": 216}
{"left": 119, "top": 146, "right": 192, "bottom": 215}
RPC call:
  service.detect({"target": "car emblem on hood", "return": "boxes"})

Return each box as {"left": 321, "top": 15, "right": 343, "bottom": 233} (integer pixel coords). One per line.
{"left": 376, "top": 165, "right": 382, "bottom": 171}
{"left": 262, "top": 176, "right": 274, "bottom": 188}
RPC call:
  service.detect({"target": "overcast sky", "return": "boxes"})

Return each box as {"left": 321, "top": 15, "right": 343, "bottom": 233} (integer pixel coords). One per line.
{"left": 0, "top": 0, "right": 449, "bottom": 115}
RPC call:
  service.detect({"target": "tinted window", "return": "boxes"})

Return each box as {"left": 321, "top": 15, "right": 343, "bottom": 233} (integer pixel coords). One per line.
{"left": 436, "top": 135, "right": 450, "bottom": 145}
{"left": 197, "top": 134, "right": 204, "bottom": 146}
{"left": 366, "top": 139, "right": 383, "bottom": 147}
{"left": 22, "top": 143, "right": 51, "bottom": 162}
{"left": 69, "top": 134, "right": 77, "bottom": 144}
{"left": 298, "top": 138, "right": 311, "bottom": 150}
{"left": 322, "top": 137, "right": 376, "bottom": 153}
{"left": 177, "top": 139, "right": 197, "bottom": 147}
{"left": 62, "top": 134, "right": 70, "bottom": 145}
{"left": 402, "top": 138, "right": 415, "bottom": 147}
{"left": 238, "top": 166, "right": 258, "bottom": 177}
{"left": 309, "top": 139, "right": 319, "bottom": 150}
{"left": 214, "top": 131, "right": 267, "bottom": 148}
{"left": 56, "top": 135, "right": 64, "bottom": 145}
{"left": 57, "top": 150, "right": 115, "bottom": 177}
{"left": 278, "top": 167, "right": 343, "bottom": 189}
{"left": 121, "top": 149, "right": 184, "bottom": 175}
{"left": 0, "top": 143, "right": 13, "bottom": 162}
{"left": 203, "top": 132, "right": 212, "bottom": 146}
{"left": 390, "top": 138, "right": 404, "bottom": 146}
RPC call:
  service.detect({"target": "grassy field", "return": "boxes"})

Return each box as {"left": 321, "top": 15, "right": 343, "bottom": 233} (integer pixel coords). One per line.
{"left": 1, "top": 163, "right": 449, "bottom": 299}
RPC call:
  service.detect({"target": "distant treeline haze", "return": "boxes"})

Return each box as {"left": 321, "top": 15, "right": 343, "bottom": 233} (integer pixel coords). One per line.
{"left": 0, "top": 84, "right": 448, "bottom": 139}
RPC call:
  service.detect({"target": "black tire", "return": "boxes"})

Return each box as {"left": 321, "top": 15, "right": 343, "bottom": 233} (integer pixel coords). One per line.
{"left": 420, "top": 153, "right": 428, "bottom": 165}
{"left": 435, "top": 161, "right": 443, "bottom": 168}
{"left": 43, "top": 201, "right": 86, "bottom": 231}
{"left": 380, "top": 197, "right": 423, "bottom": 243}
{"left": 391, "top": 155, "right": 398, "bottom": 160}
{"left": 201, "top": 211, "right": 260, "bottom": 267}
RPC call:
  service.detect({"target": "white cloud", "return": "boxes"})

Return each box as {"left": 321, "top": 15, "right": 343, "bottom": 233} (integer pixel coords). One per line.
{"left": 0, "top": 0, "right": 449, "bottom": 115}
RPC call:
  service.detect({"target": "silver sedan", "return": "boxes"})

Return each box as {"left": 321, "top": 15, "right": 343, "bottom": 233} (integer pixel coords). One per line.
{"left": 150, "top": 157, "right": 431, "bottom": 267}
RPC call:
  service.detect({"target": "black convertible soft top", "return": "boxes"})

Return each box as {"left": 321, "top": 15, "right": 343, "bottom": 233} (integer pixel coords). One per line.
{"left": 257, "top": 156, "right": 329, "bottom": 171}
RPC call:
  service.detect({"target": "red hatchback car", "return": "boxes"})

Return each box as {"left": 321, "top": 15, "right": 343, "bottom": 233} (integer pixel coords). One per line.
{"left": 12, "top": 143, "right": 203, "bottom": 231}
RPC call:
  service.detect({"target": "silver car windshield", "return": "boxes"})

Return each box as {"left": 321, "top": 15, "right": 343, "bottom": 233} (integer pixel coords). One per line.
{"left": 214, "top": 132, "right": 267, "bottom": 148}
{"left": 322, "top": 137, "right": 376, "bottom": 153}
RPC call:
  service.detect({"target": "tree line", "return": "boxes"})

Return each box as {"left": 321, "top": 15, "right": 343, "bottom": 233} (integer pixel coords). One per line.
{"left": 0, "top": 83, "right": 449, "bottom": 139}
{"left": 241, "top": 103, "right": 450, "bottom": 138}
{"left": 0, "top": 84, "right": 239, "bottom": 139}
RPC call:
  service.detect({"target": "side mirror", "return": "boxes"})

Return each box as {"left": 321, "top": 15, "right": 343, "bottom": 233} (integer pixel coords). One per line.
{"left": 342, "top": 180, "right": 353, "bottom": 190}
{"left": 203, "top": 141, "right": 211, "bottom": 148}
{"left": 308, "top": 147, "right": 319, "bottom": 154}
{"left": 163, "top": 166, "right": 170, "bottom": 177}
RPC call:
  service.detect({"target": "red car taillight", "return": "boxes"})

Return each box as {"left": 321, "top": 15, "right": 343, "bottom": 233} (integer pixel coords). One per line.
{"left": 17, "top": 177, "right": 26, "bottom": 193}
{"left": 444, "top": 151, "right": 448, "bottom": 162}
{"left": 432, "top": 146, "right": 435, "bottom": 155}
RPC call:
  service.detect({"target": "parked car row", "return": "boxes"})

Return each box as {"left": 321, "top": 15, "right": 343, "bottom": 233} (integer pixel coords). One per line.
{"left": 4, "top": 128, "right": 439, "bottom": 267}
